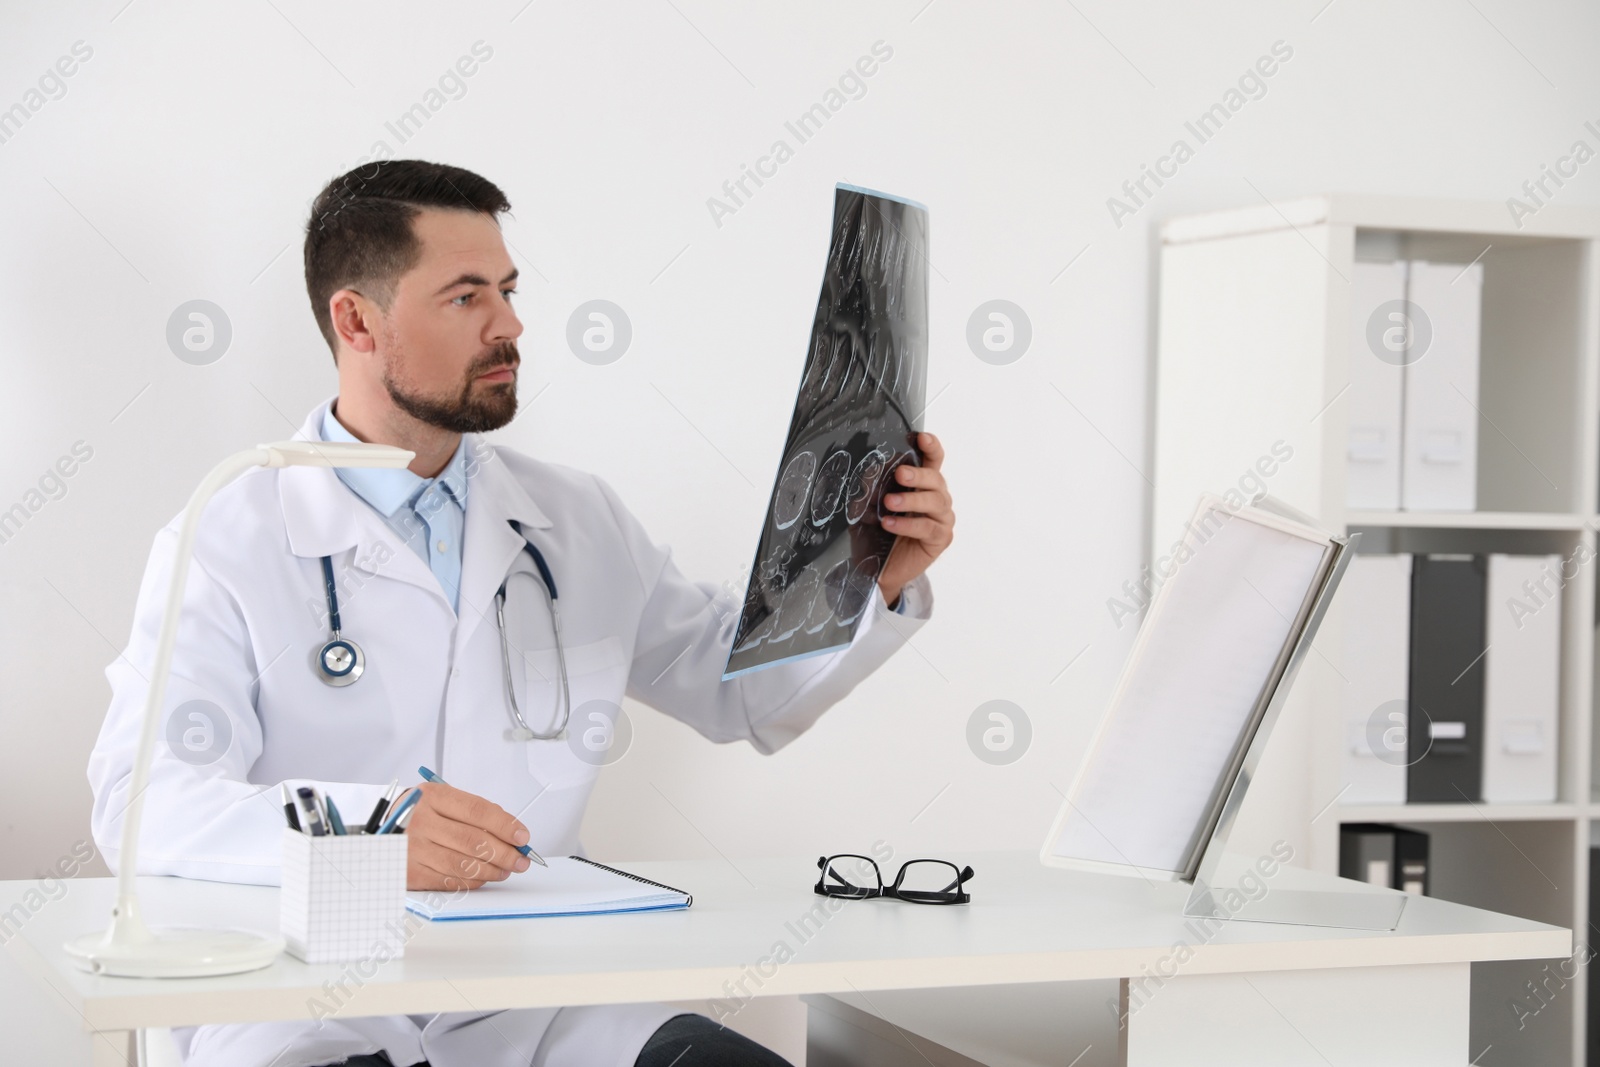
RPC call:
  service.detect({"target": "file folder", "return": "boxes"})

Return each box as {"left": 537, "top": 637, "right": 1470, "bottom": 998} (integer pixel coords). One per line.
{"left": 1401, "top": 261, "right": 1482, "bottom": 511}
{"left": 1340, "top": 823, "right": 1429, "bottom": 895}
{"left": 1482, "top": 554, "right": 1561, "bottom": 803}
{"left": 1589, "top": 847, "right": 1600, "bottom": 1063}
{"left": 1341, "top": 554, "right": 1410, "bottom": 804}
{"left": 1407, "top": 554, "right": 1486, "bottom": 802}
{"left": 1347, "top": 261, "right": 1407, "bottom": 509}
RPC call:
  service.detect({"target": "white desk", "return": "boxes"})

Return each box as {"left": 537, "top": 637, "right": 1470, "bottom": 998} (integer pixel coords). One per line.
{"left": 0, "top": 852, "right": 1568, "bottom": 1067}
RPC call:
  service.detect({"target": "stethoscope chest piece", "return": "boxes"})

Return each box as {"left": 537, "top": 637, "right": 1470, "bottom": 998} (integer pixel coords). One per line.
{"left": 314, "top": 555, "right": 365, "bottom": 687}
{"left": 316, "top": 636, "right": 365, "bottom": 687}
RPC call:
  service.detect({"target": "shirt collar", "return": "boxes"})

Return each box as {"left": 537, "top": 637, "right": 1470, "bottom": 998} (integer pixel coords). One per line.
{"left": 320, "top": 403, "right": 469, "bottom": 518}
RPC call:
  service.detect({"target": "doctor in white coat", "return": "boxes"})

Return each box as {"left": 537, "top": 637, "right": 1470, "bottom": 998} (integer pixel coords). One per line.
{"left": 87, "top": 160, "right": 954, "bottom": 1067}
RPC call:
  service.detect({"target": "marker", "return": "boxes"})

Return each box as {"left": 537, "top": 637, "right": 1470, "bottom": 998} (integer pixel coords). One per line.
{"left": 281, "top": 784, "right": 301, "bottom": 832}
{"left": 417, "top": 765, "right": 545, "bottom": 867}
{"left": 363, "top": 780, "right": 399, "bottom": 834}
{"left": 296, "top": 787, "right": 327, "bottom": 836}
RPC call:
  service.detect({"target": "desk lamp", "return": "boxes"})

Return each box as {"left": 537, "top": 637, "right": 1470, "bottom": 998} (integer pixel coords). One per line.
{"left": 65, "top": 440, "right": 414, "bottom": 977}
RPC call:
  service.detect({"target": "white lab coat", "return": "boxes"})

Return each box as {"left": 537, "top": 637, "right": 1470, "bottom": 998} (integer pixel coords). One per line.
{"left": 87, "top": 400, "right": 931, "bottom": 1067}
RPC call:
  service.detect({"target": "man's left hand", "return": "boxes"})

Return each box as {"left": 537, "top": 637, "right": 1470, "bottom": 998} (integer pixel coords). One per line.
{"left": 877, "top": 431, "right": 955, "bottom": 609}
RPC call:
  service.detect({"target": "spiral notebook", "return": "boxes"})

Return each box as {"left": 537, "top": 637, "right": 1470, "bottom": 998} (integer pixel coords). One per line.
{"left": 405, "top": 856, "right": 692, "bottom": 921}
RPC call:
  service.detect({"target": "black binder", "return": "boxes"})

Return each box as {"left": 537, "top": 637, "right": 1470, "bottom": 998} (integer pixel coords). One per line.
{"left": 1339, "top": 823, "right": 1430, "bottom": 895}
{"left": 1589, "top": 848, "right": 1600, "bottom": 1064}
{"left": 1407, "top": 554, "right": 1486, "bottom": 802}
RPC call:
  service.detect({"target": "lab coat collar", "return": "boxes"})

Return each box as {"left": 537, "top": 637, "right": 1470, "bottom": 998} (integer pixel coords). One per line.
{"left": 279, "top": 400, "right": 552, "bottom": 626}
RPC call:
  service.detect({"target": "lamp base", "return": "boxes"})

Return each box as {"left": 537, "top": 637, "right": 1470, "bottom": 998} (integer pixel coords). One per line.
{"left": 64, "top": 926, "right": 283, "bottom": 978}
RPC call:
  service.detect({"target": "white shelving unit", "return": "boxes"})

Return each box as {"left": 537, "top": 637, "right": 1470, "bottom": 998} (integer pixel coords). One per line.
{"left": 1153, "top": 194, "right": 1600, "bottom": 1067}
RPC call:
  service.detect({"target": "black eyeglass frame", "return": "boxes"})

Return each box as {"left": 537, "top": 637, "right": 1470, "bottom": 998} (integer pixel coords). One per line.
{"left": 813, "top": 854, "right": 975, "bottom": 904}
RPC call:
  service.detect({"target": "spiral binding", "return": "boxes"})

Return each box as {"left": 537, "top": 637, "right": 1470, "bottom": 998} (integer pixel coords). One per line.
{"left": 568, "top": 855, "right": 694, "bottom": 906}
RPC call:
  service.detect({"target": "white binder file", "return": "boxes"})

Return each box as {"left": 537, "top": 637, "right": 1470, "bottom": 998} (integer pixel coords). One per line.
{"left": 1482, "top": 554, "right": 1561, "bottom": 803}
{"left": 1402, "top": 260, "right": 1482, "bottom": 511}
{"left": 1341, "top": 554, "right": 1410, "bottom": 805}
{"left": 1347, "top": 261, "right": 1407, "bottom": 510}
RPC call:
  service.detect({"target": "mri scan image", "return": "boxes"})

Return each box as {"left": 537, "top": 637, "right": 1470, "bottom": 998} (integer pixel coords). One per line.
{"left": 844, "top": 448, "right": 888, "bottom": 526}
{"left": 725, "top": 184, "right": 929, "bottom": 678}
{"left": 772, "top": 450, "right": 817, "bottom": 531}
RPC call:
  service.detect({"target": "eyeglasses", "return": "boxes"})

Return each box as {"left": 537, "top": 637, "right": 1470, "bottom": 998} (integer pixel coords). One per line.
{"left": 814, "top": 854, "right": 975, "bottom": 904}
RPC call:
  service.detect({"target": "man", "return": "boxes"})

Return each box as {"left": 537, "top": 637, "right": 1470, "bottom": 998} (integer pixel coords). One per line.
{"left": 87, "top": 160, "right": 954, "bottom": 1067}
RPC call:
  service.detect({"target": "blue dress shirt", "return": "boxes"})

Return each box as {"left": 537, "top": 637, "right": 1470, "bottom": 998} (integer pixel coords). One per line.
{"left": 321, "top": 404, "right": 468, "bottom": 612}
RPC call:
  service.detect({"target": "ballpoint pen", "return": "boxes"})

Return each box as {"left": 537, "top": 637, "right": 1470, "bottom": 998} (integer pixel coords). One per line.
{"left": 295, "top": 786, "right": 327, "bottom": 836}
{"left": 376, "top": 787, "right": 421, "bottom": 835}
{"left": 317, "top": 790, "right": 335, "bottom": 835}
{"left": 281, "top": 783, "right": 301, "bottom": 832}
{"left": 325, "top": 796, "right": 348, "bottom": 836}
{"left": 363, "top": 780, "right": 400, "bottom": 834}
{"left": 416, "top": 765, "right": 545, "bottom": 867}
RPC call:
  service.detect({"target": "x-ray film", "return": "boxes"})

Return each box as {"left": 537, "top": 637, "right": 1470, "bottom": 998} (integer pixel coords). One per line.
{"left": 723, "top": 184, "right": 929, "bottom": 679}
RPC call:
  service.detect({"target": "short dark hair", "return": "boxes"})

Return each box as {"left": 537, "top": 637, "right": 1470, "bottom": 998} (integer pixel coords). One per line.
{"left": 303, "top": 159, "right": 511, "bottom": 358}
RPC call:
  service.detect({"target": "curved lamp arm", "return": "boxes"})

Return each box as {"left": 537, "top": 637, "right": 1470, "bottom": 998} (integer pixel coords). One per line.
{"left": 78, "top": 439, "right": 411, "bottom": 974}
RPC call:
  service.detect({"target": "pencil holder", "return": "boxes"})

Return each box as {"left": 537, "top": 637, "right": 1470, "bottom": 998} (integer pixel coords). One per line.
{"left": 280, "top": 828, "right": 409, "bottom": 964}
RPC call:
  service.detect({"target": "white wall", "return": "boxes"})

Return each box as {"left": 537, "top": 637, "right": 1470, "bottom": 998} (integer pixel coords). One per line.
{"left": 1, "top": 0, "right": 1598, "bottom": 888}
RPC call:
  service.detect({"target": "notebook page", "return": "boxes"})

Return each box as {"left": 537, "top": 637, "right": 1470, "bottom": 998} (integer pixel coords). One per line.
{"left": 406, "top": 857, "right": 689, "bottom": 920}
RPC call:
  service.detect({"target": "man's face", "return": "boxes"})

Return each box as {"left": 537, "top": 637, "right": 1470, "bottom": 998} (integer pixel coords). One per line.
{"left": 374, "top": 207, "right": 524, "bottom": 433}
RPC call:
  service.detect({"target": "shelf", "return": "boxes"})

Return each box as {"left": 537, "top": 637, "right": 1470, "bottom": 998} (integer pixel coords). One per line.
{"left": 1161, "top": 194, "right": 1600, "bottom": 247}
{"left": 1338, "top": 803, "right": 1580, "bottom": 823}
{"left": 1158, "top": 193, "right": 1600, "bottom": 1067}
{"left": 1345, "top": 510, "right": 1590, "bottom": 531}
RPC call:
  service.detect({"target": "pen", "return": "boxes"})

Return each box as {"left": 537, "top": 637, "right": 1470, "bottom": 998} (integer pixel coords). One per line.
{"left": 363, "top": 780, "right": 399, "bottom": 834}
{"left": 376, "top": 787, "right": 421, "bottom": 835}
{"left": 417, "top": 766, "right": 545, "bottom": 867}
{"left": 313, "top": 789, "right": 332, "bottom": 835}
{"left": 296, "top": 786, "right": 327, "bottom": 836}
{"left": 325, "top": 796, "right": 348, "bottom": 836}
{"left": 393, "top": 802, "right": 418, "bottom": 834}
{"left": 281, "top": 783, "right": 301, "bottom": 832}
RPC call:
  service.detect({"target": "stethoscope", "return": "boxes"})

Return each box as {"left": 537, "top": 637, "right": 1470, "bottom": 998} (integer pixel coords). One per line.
{"left": 313, "top": 520, "right": 571, "bottom": 741}
{"left": 495, "top": 522, "right": 571, "bottom": 741}
{"left": 314, "top": 556, "right": 364, "bottom": 687}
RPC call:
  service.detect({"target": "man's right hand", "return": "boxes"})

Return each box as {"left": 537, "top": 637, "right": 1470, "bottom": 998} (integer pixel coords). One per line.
{"left": 402, "top": 780, "right": 532, "bottom": 891}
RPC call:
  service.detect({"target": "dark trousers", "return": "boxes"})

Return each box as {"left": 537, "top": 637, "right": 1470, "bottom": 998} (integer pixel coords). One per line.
{"left": 635, "top": 1013, "right": 793, "bottom": 1066}
{"left": 326, "top": 1011, "right": 792, "bottom": 1067}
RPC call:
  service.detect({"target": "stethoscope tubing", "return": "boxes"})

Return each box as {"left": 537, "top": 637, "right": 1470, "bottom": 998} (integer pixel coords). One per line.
{"left": 313, "top": 522, "right": 571, "bottom": 739}
{"left": 497, "top": 529, "right": 571, "bottom": 741}
{"left": 315, "top": 555, "right": 363, "bottom": 685}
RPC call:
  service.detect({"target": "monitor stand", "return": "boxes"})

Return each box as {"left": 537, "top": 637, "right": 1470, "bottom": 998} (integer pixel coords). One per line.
{"left": 1182, "top": 852, "right": 1407, "bottom": 932}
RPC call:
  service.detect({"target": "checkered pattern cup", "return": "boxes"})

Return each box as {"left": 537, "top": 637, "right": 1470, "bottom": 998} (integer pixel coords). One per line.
{"left": 280, "top": 828, "right": 409, "bottom": 963}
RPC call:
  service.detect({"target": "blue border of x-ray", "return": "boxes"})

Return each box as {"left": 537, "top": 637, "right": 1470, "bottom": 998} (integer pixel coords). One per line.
{"left": 721, "top": 637, "right": 851, "bottom": 680}
{"left": 835, "top": 181, "right": 929, "bottom": 212}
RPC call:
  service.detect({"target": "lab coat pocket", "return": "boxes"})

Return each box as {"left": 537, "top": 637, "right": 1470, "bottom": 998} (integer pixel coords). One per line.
{"left": 518, "top": 636, "right": 629, "bottom": 788}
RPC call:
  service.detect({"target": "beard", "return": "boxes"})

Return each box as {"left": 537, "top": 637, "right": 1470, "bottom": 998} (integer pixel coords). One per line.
{"left": 382, "top": 339, "right": 521, "bottom": 434}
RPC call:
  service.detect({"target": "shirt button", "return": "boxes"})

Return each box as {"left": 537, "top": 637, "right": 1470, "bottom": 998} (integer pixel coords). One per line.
{"left": 437, "top": 540, "right": 447, "bottom": 552}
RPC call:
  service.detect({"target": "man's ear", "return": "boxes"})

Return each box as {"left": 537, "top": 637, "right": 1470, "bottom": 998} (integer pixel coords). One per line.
{"left": 330, "top": 289, "right": 379, "bottom": 355}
